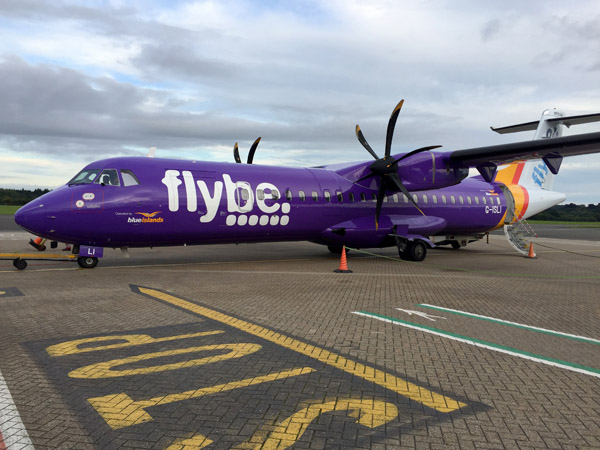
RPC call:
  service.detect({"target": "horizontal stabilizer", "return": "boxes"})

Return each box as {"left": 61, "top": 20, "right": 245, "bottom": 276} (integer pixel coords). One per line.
{"left": 492, "top": 112, "right": 600, "bottom": 134}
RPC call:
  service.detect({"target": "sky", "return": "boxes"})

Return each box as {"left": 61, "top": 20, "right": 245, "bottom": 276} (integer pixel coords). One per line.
{"left": 1, "top": 0, "right": 599, "bottom": 204}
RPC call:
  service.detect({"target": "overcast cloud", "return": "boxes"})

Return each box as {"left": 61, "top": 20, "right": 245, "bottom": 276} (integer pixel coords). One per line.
{"left": 1, "top": 0, "right": 599, "bottom": 203}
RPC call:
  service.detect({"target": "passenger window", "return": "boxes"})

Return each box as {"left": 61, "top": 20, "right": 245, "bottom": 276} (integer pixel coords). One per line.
{"left": 383, "top": 195, "right": 388, "bottom": 203}
{"left": 286, "top": 189, "right": 292, "bottom": 201}
{"left": 482, "top": 197, "right": 487, "bottom": 205}
{"left": 360, "top": 193, "right": 366, "bottom": 202}
{"left": 497, "top": 197, "right": 501, "bottom": 205}
{"left": 349, "top": 192, "right": 355, "bottom": 202}
{"left": 372, "top": 193, "right": 377, "bottom": 202}
{"left": 475, "top": 196, "right": 480, "bottom": 205}
{"left": 120, "top": 170, "right": 140, "bottom": 186}
{"left": 451, "top": 195, "right": 456, "bottom": 204}
{"left": 467, "top": 196, "right": 472, "bottom": 205}
{"left": 403, "top": 194, "right": 409, "bottom": 203}
{"left": 442, "top": 195, "right": 447, "bottom": 204}
{"left": 459, "top": 196, "right": 464, "bottom": 204}
{"left": 241, "top": 189, "right": 250, "bottom": 201}
{"left": 336, "top": 191, "right": 343, "bottom": 202}
{"left": 324, "top": 190, "right": 331, "bottom": 202}
{"left": 393, "top": 194, "right": 399, "bottom": 203}
{"left": 256, "top": 189, "right": 264, "bottom": 200}
{"left": 95, "top": 169, "right": 120, "bottom": 186}
{"left": 299, "top": 190, "right": 305, "bottom": 201}
{"left": 422, "top": 194, "right": 428, "bottom": 204}
{"left": 412, "top": 194, "right": 418, "bottom": 204}
{"left": 432, "top": 195, "right": 438, "bottom": 204}
{"left": 312, "top": 191, "right": 318, "bottom": 201}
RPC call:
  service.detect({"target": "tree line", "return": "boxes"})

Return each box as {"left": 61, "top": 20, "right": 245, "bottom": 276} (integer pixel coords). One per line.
{"left": 0, "top": 188, "right": 51, "bottom": 205}
{"left": 1, "top": 188, "right": 598, "bottom": 221}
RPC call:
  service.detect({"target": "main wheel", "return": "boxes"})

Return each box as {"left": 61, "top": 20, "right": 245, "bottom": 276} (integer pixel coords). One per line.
{"left": 77, "top": 256, "right": 98, "bottom": 268}
{"left": 13, "top": 259, "right": 27, "bottom": 270}
{"left": 408, "top": 241, "right": 427, "bottom": 262}
{"left": 451, "top": 241, "right": 461, "bottom": 249}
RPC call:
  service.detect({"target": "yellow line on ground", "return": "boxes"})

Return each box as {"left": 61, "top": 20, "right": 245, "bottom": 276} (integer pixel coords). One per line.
{"left": 137, "top": 286, "right": 466, "bottom": 414}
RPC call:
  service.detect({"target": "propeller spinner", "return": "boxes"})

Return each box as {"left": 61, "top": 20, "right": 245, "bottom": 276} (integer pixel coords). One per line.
{"left": 355, "top": 100, "right": 441, "bottom": 230}
{"left": 234, "top": 137, "right": 262, "bottom": 164}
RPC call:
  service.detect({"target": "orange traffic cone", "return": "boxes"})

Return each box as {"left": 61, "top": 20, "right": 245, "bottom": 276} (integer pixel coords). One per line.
{"left": 525, "top": 242, "right": 537, "bottom": 259}
{"left": 29, "top": 236, "right": 47, "bottom": 251}
{"left": 334, "top": 246, "right": 353, "bottom": 273}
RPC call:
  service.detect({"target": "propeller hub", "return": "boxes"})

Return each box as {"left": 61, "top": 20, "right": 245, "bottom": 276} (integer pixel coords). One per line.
{"left": 370, "top": 157, "right": 397, "bottom": 176}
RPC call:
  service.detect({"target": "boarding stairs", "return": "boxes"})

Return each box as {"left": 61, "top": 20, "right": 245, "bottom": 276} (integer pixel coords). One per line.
{"left": 504, "top": 207, "right": 537, "bottom": 255}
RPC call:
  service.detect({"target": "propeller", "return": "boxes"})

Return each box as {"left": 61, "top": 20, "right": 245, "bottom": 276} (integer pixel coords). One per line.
{"left": 234, "top": 137, "right": 262, "bottom": 164}
{"left": 354, "top": 100, "right": 442, "bottom": 230}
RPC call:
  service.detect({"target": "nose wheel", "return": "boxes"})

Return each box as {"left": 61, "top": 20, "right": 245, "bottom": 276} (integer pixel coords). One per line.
{"left": 77, "top": 256, "right": 98, "bottom": 268}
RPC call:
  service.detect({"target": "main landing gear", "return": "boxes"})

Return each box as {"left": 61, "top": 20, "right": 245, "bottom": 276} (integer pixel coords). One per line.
{"left": 395, "top": 236, "right": 427, "bottom": 262}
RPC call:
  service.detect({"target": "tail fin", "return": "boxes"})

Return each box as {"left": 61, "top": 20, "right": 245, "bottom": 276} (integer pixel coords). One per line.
{"left": 493, "top": 109, "right": 600, "bottom": 190}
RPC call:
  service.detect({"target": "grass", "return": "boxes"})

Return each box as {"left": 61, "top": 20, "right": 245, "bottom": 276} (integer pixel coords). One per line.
{"left": 0, "top": 205, "right": 20, "bottom": 215}
{"left": 527, "top": 220, "right": 600, "bottom": 227}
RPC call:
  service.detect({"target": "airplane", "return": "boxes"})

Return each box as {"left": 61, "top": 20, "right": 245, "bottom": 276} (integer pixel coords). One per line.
{"left": 13, "top": 100, "right": 600, "bottom": 268}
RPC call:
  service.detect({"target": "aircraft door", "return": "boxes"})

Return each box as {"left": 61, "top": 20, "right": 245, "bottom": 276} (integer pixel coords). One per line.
{"left": 499, "top": 185, "right": 516, "bottom": 224}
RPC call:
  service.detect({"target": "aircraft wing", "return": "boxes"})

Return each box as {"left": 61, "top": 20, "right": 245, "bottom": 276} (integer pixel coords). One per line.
{"left": 449, "top": 131, "right": 600, "bottom": 168}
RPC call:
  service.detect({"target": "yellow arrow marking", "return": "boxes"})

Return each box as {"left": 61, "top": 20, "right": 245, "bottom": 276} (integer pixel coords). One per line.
{"left": 136, "top": 286, "right": 466, "bottom": 413}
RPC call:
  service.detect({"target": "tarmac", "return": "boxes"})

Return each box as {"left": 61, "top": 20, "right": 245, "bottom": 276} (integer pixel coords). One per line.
{"left": 0, "top": 220, "right": 599, "bottom": 449}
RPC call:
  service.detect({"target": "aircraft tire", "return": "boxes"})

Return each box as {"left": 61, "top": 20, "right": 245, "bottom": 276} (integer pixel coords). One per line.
{"left": 451, "top": 241, "right": 461, "bottom": 249}
{"left": 13, "top": 259, "right": 27, "bottom": 270}
{"left": 77, "top": 256, "right": 98, "bottom": 269}
{"left": 408, "top": 241, "right": 427, "bottom": 262}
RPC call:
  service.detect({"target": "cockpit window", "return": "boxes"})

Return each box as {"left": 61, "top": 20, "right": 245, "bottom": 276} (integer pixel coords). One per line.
{"left": 68, "top": 169, "right": 101, "bottom": 185}
{"left": 121, "top": 169, "right": 140, "bottom": 186}
{"left": 94, "top": 169, "right": 120, "bottom": 186}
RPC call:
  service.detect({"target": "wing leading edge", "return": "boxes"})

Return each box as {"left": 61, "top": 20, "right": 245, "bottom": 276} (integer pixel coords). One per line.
{"left": 449, "top": 131, "right": 600, "bottom": 173}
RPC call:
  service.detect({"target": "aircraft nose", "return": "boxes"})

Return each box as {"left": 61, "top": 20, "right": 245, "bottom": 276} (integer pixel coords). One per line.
{"left": 14, "top": 202, "right": 47, "bottom": 235}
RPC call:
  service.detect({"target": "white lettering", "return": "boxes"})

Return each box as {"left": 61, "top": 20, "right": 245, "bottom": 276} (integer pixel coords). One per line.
{"left": 256, "top": 182, "right": 280, "bottom": 214}
{"left": 161, "top": 170, "right": 181, "bottom": 212}
{"left": 197, "top": 180, "right": 223, "bottom": 223}
{"left": 223, "top": 174, "right": 254, "bottom": 213}
{"left": 182, "top": 171, "right": 197, "bottom": 212}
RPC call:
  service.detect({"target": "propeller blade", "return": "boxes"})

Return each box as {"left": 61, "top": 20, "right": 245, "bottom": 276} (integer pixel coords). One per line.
{"left": 355, "top": 125, "right": 380, "bottom": 160}
{"left": 375, "top": 182, "right": 386, "bottom": 231}
{"left": 247, "top": 137, "right": 261, "bottom": 164}
{"left": 392, "top": 145, "right": 442, "bottom": 165}
{"left": 233, "top": 142, "right": 242, "bottom": 164}
{"left": 389, "top": 173, "right": 425, "bottom": 216}
{"left": 384, "top": 99, "right": 404, "bottom": 158}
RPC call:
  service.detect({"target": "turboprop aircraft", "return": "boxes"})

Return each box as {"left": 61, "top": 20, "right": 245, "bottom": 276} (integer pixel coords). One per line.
{"left": 14, "top": 100, "right": 600, "bottom": 268}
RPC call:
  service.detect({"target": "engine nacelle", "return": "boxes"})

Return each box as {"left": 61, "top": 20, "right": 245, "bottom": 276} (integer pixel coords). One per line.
{"left": 397, "top": 152, "right": 468, "bottom": 191}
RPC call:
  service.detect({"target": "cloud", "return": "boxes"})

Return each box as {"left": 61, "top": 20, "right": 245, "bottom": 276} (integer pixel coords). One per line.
{"left": 0, "top": 0, "right": 599, "bottom": 204}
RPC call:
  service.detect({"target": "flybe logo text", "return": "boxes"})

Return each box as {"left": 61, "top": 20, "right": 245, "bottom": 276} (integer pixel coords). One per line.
{"left": 161, "top": 170, "right": 290, "bottom": 226}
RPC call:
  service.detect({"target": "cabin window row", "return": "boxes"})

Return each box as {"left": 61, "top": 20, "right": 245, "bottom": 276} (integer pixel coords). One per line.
{"left": 286, "top": 189, "right": 502, "bottom": 206}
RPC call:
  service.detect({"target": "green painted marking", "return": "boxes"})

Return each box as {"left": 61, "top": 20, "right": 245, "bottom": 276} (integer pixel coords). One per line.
{"left": 417, "top": 304, "right": 600, "bottom": 346}
{"left": 354, "top": 311, "right": 600, "bottom": 378}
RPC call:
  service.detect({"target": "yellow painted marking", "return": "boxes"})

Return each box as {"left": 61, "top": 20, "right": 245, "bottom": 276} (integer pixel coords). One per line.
{"left": 0, "top": 291, "right": 5, "bottom": 296}
{"left": 46, "top": 331, "right": 222, "bottom": 356}
{"left": 69, "top": 343, "right": 262, "bottom": 379}
{"left": 0, "top": 253, "right": 77, "bottom": 259}
{"left": 233, "top": 397, "right": 398, "bottom": 449}
{"left": 165, "top": 434, "right": 213, "bottom": 449}
{"left": 137, "top": 287, "right": 466, "bottom": 413}
{"left": 88, "top": 367, "right": 314, "bottom": 429}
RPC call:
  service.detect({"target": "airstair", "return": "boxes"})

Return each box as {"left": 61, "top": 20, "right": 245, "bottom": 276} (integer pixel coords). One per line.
{"left": 503, "top": 203, "right": 537, "bottom": 255}
{"left": 500, "top": 186, "right": 537, "bottom": 255}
